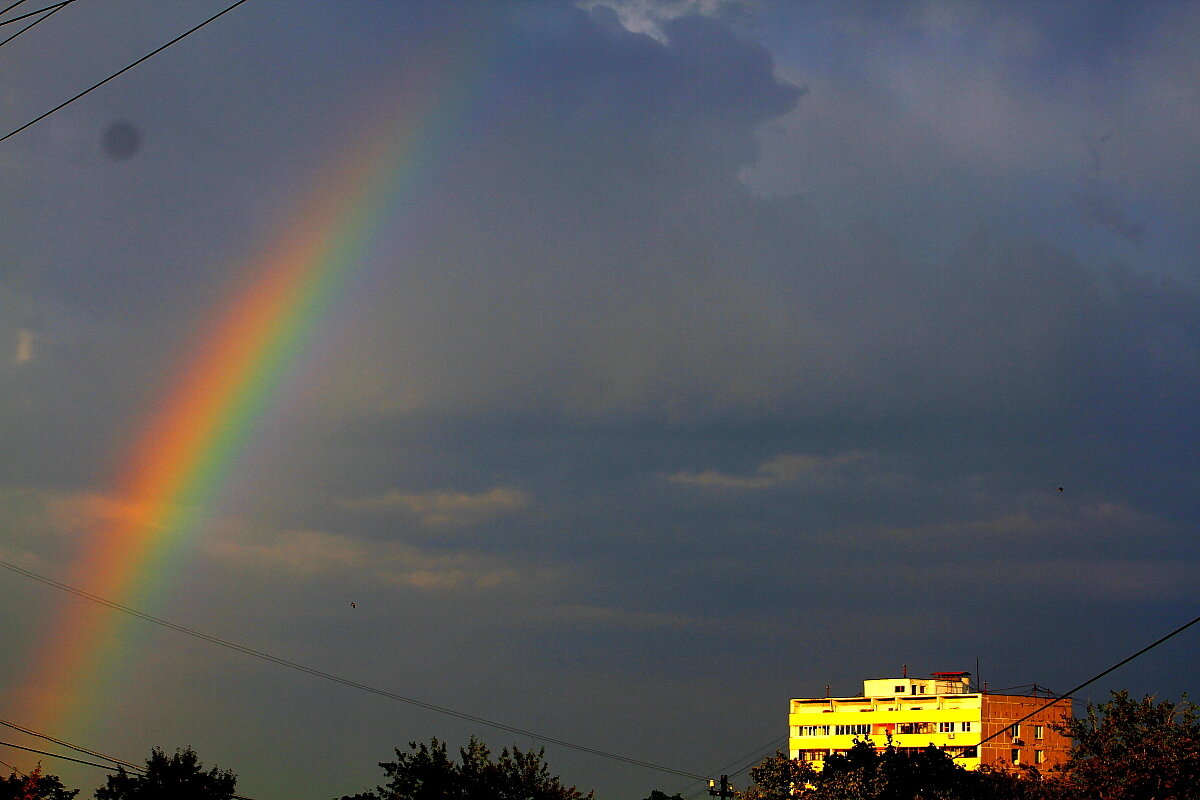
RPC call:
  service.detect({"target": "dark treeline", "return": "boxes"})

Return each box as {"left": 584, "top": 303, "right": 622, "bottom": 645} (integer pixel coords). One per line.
{"left": 2, "top": 691, "right": 1196, "bottom": 799}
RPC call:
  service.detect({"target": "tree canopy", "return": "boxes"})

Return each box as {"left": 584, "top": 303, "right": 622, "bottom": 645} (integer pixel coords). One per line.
{"left": 740, "top": 737, "right": 1056, "bottom": 799}
{"left": 337, "top": 737, "right": 593, "bottom": 800}
{"left": 0, "top": 766, "right": 79, "bottom": 800}
{"left": 93, "top": 747, "right": 237, "bottom": 800}
{"left": 1055, "top": 690, "right": 1200, "bottom": 800}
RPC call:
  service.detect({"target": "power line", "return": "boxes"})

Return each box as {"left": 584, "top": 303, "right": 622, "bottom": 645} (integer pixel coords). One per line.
{"left": 680, "top": 734, "right": 788, "bottom": 799}
{"left": 0, "top": 740, "right": 128, "bottom": 772}
{"left": 0, "top": 0, "right": 34, "bottom": 16}
{"left": 0, "top": 716, "right": 260, "bottom": 800}
{"left": 0, "top": 0, "right": 66, "bottom": 48}
{"left": 0, "top": 736, "right": 257, "bottom": 800}
{"left": 0, "top": 558, "right": 706, "bottom": 781}
{"left": 954, "top": 611, "right": 1200, "bottom": 760}
{"left": 723, "top": 736, "right": 787, "bottom": 779}
{"left": 0, "top": 0, "right": 70, "bottom": 28}
{"left": 0, "top": 716, "right": 141, "bottom": 772}
{"left": 0, "top": 0, "right": 251, "bottom": 143}
{"left": 0, "top": 756, "right": 25, "bottom": 777}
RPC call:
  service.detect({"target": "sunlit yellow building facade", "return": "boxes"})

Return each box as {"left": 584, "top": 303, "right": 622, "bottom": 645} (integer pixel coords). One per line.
{"left": 788, "top": 672, "right": 1071, "bottom": 772}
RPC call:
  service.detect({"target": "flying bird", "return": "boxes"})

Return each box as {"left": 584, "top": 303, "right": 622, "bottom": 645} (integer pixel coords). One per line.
{"left": 351, "top": 602, "right": 356, "bottom": 608}
{"left": 1058, "top": 487, "right": 1064, "bottom": 492}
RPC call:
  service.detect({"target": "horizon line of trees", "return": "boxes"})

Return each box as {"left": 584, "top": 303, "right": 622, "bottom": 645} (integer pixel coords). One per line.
{"left": 2, "top": 691, "right": 1196, "bottom": 800}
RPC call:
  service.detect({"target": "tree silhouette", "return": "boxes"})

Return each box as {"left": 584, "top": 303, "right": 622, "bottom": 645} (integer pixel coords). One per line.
{"left": 743, "top": 751, "right": 815, "bottom": 799}
{"left": 338, "top": 737, "right": 592, "bottom": 800}
{"left": 1055, "top": 690, "right": 1200, "bottom": 800}
{"left": 742, "top": 739, "right": 1064, "bottom": 800}
{"left": 93, "top": 748, "right": 236, "bottom": 800}
{"left": 0, "top": 765, "right": 79, "bottom": 800}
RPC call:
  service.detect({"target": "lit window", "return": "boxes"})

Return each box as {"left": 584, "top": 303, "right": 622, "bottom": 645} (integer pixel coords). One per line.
{"left": 1034, "top": 725, "right": 1045, "bottom": 740}
{"left": 1035, "top": 750, "right": 1045, "bottom": 764}
{"left": 1009, "top": 724, "right": 1021, "bottom": 739}
{"left": 1011, "top": 749, "right": 1021, "bottom": 765}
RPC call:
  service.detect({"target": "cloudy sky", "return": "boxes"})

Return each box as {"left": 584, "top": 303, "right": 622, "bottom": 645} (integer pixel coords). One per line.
{"left": 1, "top": 1, "right": 1197, "bottom": 797}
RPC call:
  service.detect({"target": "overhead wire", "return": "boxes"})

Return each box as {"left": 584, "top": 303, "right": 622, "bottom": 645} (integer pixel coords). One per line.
{"left": 0, "top": 716, "right": 142, "bottom": 772}
{"left": 0, "top": 0, "right": 71, "bottom": 28}
{"left": 0, "top": 0, "right": 33, "bottom": 16}
{"left": 0, "top": 0, "right": 251, "bottom": 143}
{"left": 0, "top": 558, "right": 706, "bottom": 781}
{"left": 952, "top": 611, "right": 1200, "bottom": 760}
{"left": 679, "top": 733, "right": 788, "bottom": 799}
{"left": 0, "top": 0, "right": 66, "bottom": 48}
{"left": 0, "top": 740, "right": 128, "bottom": 772}
{"left": 0, "top": 735, "right": 257, "bottom": 800}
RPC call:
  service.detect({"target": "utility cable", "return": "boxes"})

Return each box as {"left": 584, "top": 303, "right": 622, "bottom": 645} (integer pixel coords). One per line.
{"left": 0, "top": 737, "right": 256, "bottom": 800}
{"left": 0, "top": 0, "right": 65, "bottom": 48}
{"left": 0, "top": 716, "right": 141, "bottom": 772}
{"left": 0, "top": 0, "right": 250, "bottom": 143}
{"left": 0, "top": 0, "right": 71, "bottom": 27}
{"left": 0, "top": 0, "right": 32, "bottom": 16}
{"left": 0, "top": 740, "right": 128, "bottom": 772}
{"left": 724, "top": 735, "right": 788, "bottom": 778}
{"left": 0, "top": 558, "right": 706, "bottom": 780}
{"left": 0, "top": 756, "right": 25, "bottom": 776}
{"left": 953, "top": 611, "right": 1200, "bottom": 760}
{"left": 680, "top": 734, "right": 788, "bottom": 799}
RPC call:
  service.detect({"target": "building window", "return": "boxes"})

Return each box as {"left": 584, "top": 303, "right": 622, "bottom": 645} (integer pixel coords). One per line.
{"left": 1034, "top": 725, "right": 1045, "bottom": 740}
{"left": 1035, "top": 750, "right": 1045, "bottom": 764}
{"left": 1009, "top": 724, "right": 1021, "bottom": 740}
{"left": 895, "top": 685, "right": 905, "bottom": 693}
{"left": 961, "top": 722, "right": 972, "bottom": 732}
{"left": 801, "top": 726, "right": 830, "bottom": 737}
{"left": 834, "top": 724, "right": 871, "bottom": 736}
{"left": 1011, "top": 749, "right": 1021, "bottom": 765}
{"left": 800, "top": 750, "right": 826, "bottom": 762}
{"left": 939, "top": 722, "right": 955, "bottom": 733}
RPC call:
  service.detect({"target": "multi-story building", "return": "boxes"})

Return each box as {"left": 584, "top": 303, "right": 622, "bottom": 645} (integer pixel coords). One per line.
{"left": 788, "top": 672, "right": 1072, "bottom": 771}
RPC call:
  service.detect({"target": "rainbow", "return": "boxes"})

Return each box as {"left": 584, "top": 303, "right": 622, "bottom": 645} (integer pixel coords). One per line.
{"left": 12, "top": 23, "right": 494, "bottom": 742}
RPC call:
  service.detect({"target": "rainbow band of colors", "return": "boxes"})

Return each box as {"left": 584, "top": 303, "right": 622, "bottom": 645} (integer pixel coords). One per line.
{"left": 13, "top": 22, "right": 494, "bottom": 744}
